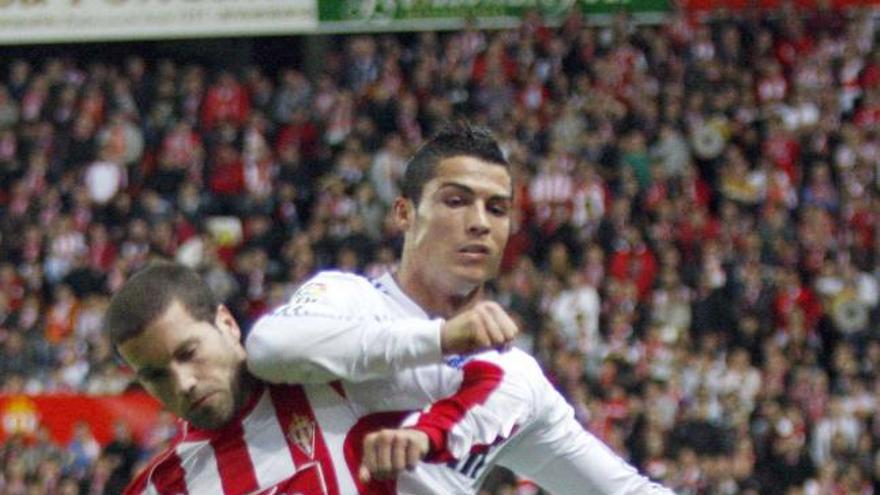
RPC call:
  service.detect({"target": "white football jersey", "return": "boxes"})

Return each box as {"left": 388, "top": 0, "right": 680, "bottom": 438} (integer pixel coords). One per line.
{"left": 247, "top": 271, "right": 674, "bottom": 495}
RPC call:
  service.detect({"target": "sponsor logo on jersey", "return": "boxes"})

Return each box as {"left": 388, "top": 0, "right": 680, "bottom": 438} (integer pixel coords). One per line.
{"left": 444, "top": 355, "right": 471, "bottom": 369}
{"left": 287, "top": 414, "right": 316, "bottom": 458}
{"left": 291, "top": 282, "right": 327, "bottom": 304}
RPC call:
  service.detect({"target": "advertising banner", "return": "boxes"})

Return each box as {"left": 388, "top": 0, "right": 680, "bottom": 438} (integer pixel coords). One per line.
{"left": 681, "top": 0, "right": 879, "bottom": 9}
{"left": 0, "top": 0, "right": 317, "bottom": 45}
{"left": 0, "top": 392, "right": 163, "bottom": 446}
{"left": 318, "top": 0, "right": 671, "bottom": 32}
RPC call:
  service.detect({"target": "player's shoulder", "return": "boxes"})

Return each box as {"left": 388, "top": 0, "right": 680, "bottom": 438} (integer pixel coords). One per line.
{"left": 123, "top": 443, "right": 182, "bottom": 495}
{"left": 301, "top": 270, "right": 376, "bottom": 292}
{"left": 470, "top": 347, "right": 541, "bottom": 369}
{"left": 461, "top": 348, "right": 547, "bottom": 385}
{"left": 285, "top": 270, "right": 377, "bottom": 303}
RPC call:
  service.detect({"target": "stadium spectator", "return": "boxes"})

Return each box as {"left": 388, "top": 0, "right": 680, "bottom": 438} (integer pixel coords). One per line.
{"left": 0, "top": 6, "right": 878, "bottom": 493}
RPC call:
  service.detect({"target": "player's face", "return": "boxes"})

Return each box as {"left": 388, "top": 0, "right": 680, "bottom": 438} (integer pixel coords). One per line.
{"left": 118, "top": 300, "right": 247, "bottom": 430}
{"left": 399, "top": 155, "right": 512, "bottom": 294}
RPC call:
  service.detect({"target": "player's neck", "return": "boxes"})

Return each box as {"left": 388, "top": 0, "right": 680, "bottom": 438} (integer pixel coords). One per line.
{"left": 234, "top": 372, "right": 261, "bottom": 417}
{"left": 394, "top": 268, "right": 482, "bottom": 318}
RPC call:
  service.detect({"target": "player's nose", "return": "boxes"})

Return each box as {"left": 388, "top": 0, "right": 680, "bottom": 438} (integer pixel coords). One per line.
{"left": 466, "top": 202, "right": 490, "bottom": 236}
{"left": 170, "top": 363, "right": 198, "bottom": 399}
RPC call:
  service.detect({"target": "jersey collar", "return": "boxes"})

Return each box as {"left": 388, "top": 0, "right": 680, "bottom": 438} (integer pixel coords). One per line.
{"left": 375, "top": 271, "right": 431, "bottom": 319}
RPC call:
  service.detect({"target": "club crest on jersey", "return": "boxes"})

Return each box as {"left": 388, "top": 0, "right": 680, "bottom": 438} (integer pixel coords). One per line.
{"left": 287, "top": 414, "right": 315, "bottom": 458}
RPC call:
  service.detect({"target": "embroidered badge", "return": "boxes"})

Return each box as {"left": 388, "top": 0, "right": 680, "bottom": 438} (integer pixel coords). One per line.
{"left": 287, "top": 414, "right": 315, "bottom": 458}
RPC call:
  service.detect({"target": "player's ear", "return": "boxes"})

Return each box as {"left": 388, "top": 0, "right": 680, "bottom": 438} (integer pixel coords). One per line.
{"left": 392, "top": 196, "right": 415, "bottom": 231}
{"left": 215, "top": 304, "right": 241, "bottom": 342}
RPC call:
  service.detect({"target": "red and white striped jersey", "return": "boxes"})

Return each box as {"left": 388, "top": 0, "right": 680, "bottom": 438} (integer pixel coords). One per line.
{"left": 247, "top": 271, "right": 675, "bottom": 495}
{"left": 125, "top": 381, "right": 404, "bottom": 495}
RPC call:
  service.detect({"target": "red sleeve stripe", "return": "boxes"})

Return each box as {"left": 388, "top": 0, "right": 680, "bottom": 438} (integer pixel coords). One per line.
{"left": 210, "top": 422, "right": 260, "bottom": 495}
{"left": 343, "top": 411, "right": 410, "bottom": 495}
{"left": 151, "top": 450, "right": 189, "bottom": 494}
{"left": 124, "top": 429, "right": 190, "bottom": 495}
{"left": 122, "top": 463, "right": 151, "bottom": 495}
{"left": 413, "top": 360, "right": 505, "bottom": 463}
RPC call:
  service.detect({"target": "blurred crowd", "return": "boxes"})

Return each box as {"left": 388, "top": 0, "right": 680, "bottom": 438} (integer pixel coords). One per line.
{"left": 1, "top": 4, "right": 880, "bottom": 494}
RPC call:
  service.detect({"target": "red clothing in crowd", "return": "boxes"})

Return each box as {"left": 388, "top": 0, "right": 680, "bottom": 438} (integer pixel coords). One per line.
{"left": 860, "top": 60, "right": 880, "bottom": 89}
{"left": 682, "top": 172, "right": 712, "bottom": 208}
{"left": 88, "top": 238, "right": 117, "bottom": 272}
{"left": 675, "top": 210, "right": 721, "bottom": 262}
{"left": 763, "top": 132, "right": 801, "bottom": 184}
{"left": 774, "top": 34, "right": 814, "bottom": 69}
{"left": 846, "top": 205, "right": 876, "bottom": 252}
{"left": 276, "top": 119, "right": 321, "bottom": 161}
{"left": 202, "top": 77, "right": 251, "bottom": 129}
{"left": 609, "top": 243, "right": 658, "bottom": 300}
{"left": 853, "top": 103, "right": 880, "bottom": 128}
{"left": 471, "top": 48, "right": 517, "bottom": 84}
{"left": 774, "top": 284, "right": 822, "bottom": 331}
{"left": 209, "top": 148, "right": 245, "bottom": 197}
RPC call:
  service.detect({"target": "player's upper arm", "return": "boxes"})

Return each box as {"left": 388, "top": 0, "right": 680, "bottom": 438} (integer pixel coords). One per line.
{"left": 246, "top": 271, "right": 360, "bottom": 382}
{"left": 246, "top": 271, "right": 443, "bottom": 383}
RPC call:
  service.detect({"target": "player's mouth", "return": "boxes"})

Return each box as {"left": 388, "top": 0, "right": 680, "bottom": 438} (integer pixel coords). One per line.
{"left": 189, "top": 392, "right": 217, "bottom": 413}
{"left": 458, "top": 244, "right": 491, "bottom": 260}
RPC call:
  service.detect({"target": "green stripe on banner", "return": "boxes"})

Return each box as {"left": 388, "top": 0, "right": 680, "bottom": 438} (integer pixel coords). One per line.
{"left": 318, "top": 0, "right": 671, "bottom": 25}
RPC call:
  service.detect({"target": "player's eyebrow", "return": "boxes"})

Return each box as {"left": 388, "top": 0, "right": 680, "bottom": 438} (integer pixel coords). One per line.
{"left": 172, "top": 337, "right": 200, "bottom": 358}
{"left": 437, "top": 181, "right": 512, "bottom": 202}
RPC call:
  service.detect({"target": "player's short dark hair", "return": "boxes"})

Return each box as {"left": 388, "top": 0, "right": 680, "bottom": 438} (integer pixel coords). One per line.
{"left": 401, "top": 121, "right": 509, "bottom": 205}
{"left": 105, "top": 261, "right": 218, "bottom": 348}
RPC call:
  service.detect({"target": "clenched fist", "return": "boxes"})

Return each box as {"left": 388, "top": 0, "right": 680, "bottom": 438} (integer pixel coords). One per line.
{"left": 440, "top": 301, "right": 518, "bottom": 355}
{"left": 359, "top": 428, "right": 430, "bottom": 482}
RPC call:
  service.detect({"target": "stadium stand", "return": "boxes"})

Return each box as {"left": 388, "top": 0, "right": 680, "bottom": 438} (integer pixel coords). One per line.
{"left": 1, "top": 5, "right": 880, "bottom": 494}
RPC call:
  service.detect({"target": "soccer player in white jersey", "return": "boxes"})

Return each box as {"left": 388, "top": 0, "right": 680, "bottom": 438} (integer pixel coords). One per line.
{"left": 246, "top": 123, "right": 674, "bottom": 494}
{"left": 104, "top": 262, "right": 510, "bottom": 495}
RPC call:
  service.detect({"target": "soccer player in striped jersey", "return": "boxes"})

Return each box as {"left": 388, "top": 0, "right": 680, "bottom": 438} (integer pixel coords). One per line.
{"left": 246, "top": 123, "right": 674, "bottom": 494}
{"left": 105, "top": 262, "right": 509, "bottom": 495}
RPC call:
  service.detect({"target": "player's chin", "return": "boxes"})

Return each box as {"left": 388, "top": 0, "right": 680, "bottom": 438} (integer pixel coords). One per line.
{"left": 187, "top": 403, "right": 232, "bottom": 430}
{"left": 450, "top": 263, "right": 494, "bottom": 286}
{"left": 189, "top": 412, "right": 229, "bottom": 430}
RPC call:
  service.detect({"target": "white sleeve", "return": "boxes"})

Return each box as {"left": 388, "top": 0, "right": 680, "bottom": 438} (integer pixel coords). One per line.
{"left": 401, "top": 350, "right": 534, "bottom": 463}
{"left": 402, "top": 349, "right": 674, "bottom": 494}
{"left": 497, "top": 419, "right": 675, "bottom": 495}
{"left": 245, "top": 272, "right": 444, "bottom": 384}
{"left": 493, "top": 355, "right": 675, "bottom": 494}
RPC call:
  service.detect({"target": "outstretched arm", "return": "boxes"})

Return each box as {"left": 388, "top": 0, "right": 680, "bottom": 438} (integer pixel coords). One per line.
{"left": 360, "top": 349, "right": 675, "bottom": 494}
{"left": 246, "top": 271, "right": 517, "bottom": 384}
{"left": 246, "top": 272, "right": 443, "bottom": 383}
{"left": 491, "top": 387, "right": 675, "bottom": 495}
